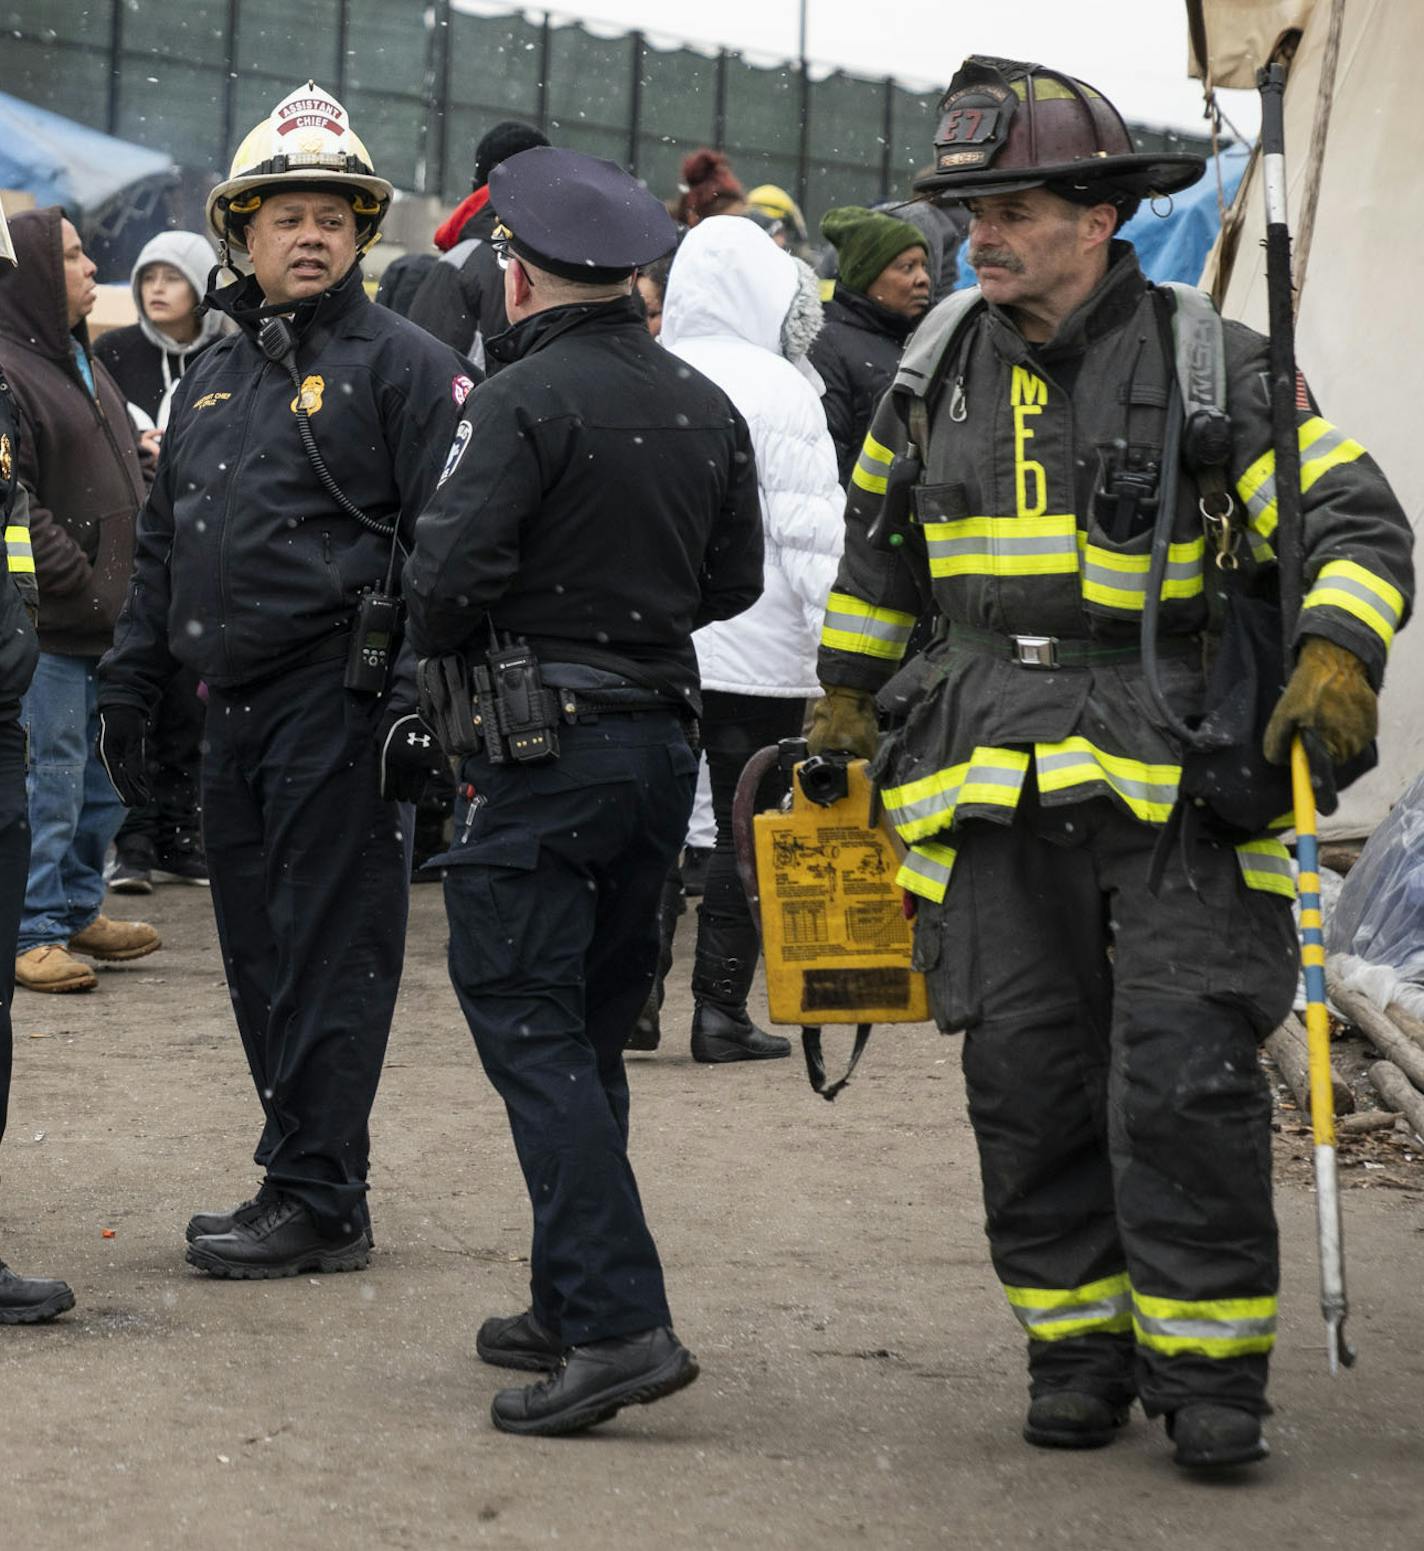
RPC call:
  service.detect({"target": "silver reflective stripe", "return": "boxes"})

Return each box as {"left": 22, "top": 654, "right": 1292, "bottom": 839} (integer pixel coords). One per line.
{"left": 899, "top": 847, "right": 954, "bottom": 891}
{"left": 885, "top": 763, "right": 1022, "bottom": 829}
{"left": 1034, "top": 751, "right": 1178, "bottom": 809}
{"left": 1134, "top": 1312, "right": 1276, "bottom": 1342}
{"left": 926, "top": 532, "right": 1078, "bottom": 560}
{"left": 1238, "top": 847, "right": 1293, "bottom": 883}
{"left": 822, "top": 602, "right": 913, "bottom": 648}
{"left": 1246, "top": 423, "right": 1356, "bottom": 528}
{"left": 6, "top": 538, "right": 32, "bottom": 560}
{"left": 1013, "top": 1294, "right": 1130, "bottom": 1334}
{"left": 1307, "top": 569, "right": 1402, "bottom": 629}
{"left": 1081, "top": 554, "right": 1199, "bottom": 594}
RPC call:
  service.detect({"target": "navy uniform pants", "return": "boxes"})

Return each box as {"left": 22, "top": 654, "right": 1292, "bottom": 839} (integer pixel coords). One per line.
{"left": 0, "top": 716, "right": 31, "bottom": 1149}
{"left": 442, "top": 713, "right": 697, "bottom": 1347}
{"left": 202, "top": 659, "right": 413, "bottom": 1236}
{"left": 912, "top": 787, "right": 1298, "bottom": 1417}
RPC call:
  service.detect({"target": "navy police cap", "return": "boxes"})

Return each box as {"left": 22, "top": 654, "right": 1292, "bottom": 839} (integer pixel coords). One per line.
{"left": 490, "top": 146, "right": 676, "bottom": 283}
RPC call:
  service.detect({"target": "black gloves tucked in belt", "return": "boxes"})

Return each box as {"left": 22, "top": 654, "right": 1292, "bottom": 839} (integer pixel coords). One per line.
{"left": 378, "top": 710, "right": 448, "bottom": 804}
{"left": 96, "top": 705, "right": 152, "bottom": 808}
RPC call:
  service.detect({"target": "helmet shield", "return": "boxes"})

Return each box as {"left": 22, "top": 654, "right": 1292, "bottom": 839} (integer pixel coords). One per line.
{"left": 206, "top": 81, "right": 394, "bottom": 256}
{"left": 914, "top": 56, "right": 1204, "bottom": 203}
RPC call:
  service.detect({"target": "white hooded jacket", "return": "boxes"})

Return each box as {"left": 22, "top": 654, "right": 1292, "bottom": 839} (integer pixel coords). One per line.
{"left": 125, "top": 231, "right": 227, "bottom": 428}
{"left": 661, "top": 217, "right": 844, "bottom": 698}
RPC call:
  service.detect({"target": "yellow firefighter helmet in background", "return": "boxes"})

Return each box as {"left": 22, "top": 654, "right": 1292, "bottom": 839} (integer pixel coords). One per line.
{"left": 206, "top": 81, "right": 393, "bottom": 259}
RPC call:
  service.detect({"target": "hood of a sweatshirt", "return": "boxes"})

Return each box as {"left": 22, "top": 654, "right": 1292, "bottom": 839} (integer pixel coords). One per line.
{"left": 0, "top": 205, "right": 86, "bottom": 361}
{"left": 129, "top": 230, "right": 226, "bottom": 355}
{"left": 661, "top": 215, "right": 801, "bottom": 357}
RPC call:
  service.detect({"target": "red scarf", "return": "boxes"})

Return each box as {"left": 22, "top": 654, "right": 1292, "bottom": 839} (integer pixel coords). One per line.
{"left": 434, "top": 186, "right": 491, "bottom": 252}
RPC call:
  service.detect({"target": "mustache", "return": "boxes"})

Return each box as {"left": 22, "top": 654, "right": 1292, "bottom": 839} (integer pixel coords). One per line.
{"left": 970, "top": 247, "right": 1026, "bottom": 274}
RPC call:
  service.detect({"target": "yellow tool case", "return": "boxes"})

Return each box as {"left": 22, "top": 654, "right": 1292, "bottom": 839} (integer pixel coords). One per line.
{"left": 751, "top": 756, "right": 928, "bottom": 1027}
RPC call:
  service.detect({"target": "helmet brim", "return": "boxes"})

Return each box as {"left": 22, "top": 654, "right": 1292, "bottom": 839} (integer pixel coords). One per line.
{"left": 206, "top": 170, "right": 394, "bottom": 251}
{"left": 0, "top": 204, "right": 14, "bottom": 269}
{"left": 914, "top": 152, "right": 1205, "bottom": 202}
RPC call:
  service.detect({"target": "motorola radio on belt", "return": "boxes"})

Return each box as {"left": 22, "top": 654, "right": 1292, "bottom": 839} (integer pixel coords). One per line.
{"left": 257, "top": 317, "right": 403, "bottom": 694}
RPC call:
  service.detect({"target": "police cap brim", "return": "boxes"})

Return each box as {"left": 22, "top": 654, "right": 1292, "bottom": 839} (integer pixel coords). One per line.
{"left": 491, "top": 146, "right": 676, "bottom": 281}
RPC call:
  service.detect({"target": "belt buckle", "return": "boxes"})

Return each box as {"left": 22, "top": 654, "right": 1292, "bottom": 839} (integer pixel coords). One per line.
{"left": 1011, "top": 634, "right": 1059, "bottom": 669}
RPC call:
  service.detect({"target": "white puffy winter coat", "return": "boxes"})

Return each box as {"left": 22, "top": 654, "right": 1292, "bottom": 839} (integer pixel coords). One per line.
{"left": 661, "top": 217, "right": 845, "bottom": 699}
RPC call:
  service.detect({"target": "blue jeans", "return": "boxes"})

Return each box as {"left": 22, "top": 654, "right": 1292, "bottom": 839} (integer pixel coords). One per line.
{"left": 18, "top": 653, "right": 127, "bottom": 952}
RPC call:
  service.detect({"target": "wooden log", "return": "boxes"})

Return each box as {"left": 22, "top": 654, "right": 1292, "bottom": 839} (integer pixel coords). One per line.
{"left": 1337, "top": 1110, "right": 1401, "bottom": 1135}
{"left": 1369, "top": 1062, "right": 1424, "bottom": 1142}
{"left": 1264, "top": 1014, "right": 1355, "bottom": 1117}
{"left": 1326, "top": 974, "right": 1424, "bottom": 1092}
{"left": 1385, "top": 1002, "right": 1424, "bottom": 1055}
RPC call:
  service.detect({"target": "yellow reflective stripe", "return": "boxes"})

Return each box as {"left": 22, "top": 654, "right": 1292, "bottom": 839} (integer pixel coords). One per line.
{"left": 1236, "top": 838, "right": 1296, "bottom": 900}
{"left": 1302, "top": 558, "right": 1404, "bottom": 649}
{"left": 1034, "top": 739, "right": 1180, "bottom": 824}
{"left": 1004, "top": 1273, "right": 1132, "bottom": 1341}
{"left": 895, "top": 841, "right": 957, "bottom": 903}
{"left": 4, "top": 523, "right": 33, "bottom": 574}
{"left": 820, "top": 591, "right": 917, "bottom": 662}
{"left": 881, "top": 747, "right": 1028, "bottom": 842}
{"left": 1080, "top": 535, "right": 1204, "bottom": 611}
{"left": 1237, "top": 417, "right": 1366, "bottom": 543}
{"left": 850, "top": 432, "right": 894, "bottom": 494}
{"left": 1132, "top": 1291, "right": 1277, "bottom": 1358}
{"left": 924, "top": 513, "right": 1079, "bottom": 579}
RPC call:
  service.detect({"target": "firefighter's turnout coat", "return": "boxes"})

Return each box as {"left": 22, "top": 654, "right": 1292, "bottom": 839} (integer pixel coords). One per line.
{"left": 816, "top": 241, "right": 1414, "bottom": 1417}
{"left": 817, "top": 243, "right": 1413, "bottom": 907}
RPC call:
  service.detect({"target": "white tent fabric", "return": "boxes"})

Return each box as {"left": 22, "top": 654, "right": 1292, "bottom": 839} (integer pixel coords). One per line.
{"left": 1193, "top": 0, "right": 1424, "bottom": 837}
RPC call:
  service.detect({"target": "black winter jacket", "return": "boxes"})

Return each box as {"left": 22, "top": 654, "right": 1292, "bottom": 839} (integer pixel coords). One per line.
{"left": 405, "top": 206, "right": 508, "bottom": 373}
{"left": 0, "top": 207, "right": 148, "bottom": 658}
{"left": 0, "top": 366, "right": 40, "bottom": 714}
{"left": 809, "top": 284, "right": 916, "bottom": 486}
{"left": 93, "top": 321, "right": 222, "bottom": 427}
{"left": 98, "top": 265, "right": 476, "bottom": 709}
{"left": 403, "top": 295, "right": 765, "bottom": 712}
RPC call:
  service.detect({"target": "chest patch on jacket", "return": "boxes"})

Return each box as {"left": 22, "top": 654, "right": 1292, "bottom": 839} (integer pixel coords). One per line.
{"left": 0, "top": 434, "right": 11, "bottom": 483}
{"left": 1010, "top": 366, "right": 1050, "bottom": 517}
{"left": 192, "top": 391, "right": 231, "bottom": 412}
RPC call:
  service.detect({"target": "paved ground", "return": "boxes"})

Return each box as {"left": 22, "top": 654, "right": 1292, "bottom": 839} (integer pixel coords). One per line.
{"left": 2, "top": 884, "right": 1423, "bottom": 1550}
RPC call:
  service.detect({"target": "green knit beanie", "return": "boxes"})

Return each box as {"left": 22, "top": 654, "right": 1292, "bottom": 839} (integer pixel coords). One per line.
{"left": 820, "top": 206, "right": 927, "bottom": 295}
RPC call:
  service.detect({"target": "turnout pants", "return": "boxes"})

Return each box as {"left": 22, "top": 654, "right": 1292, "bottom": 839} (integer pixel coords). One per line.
{"left": 442, "top": 713, "right": 697, "bottom": 1347}
{"left": 0, "top": 717, "right": 31, "bottom": 1148}
{"left": 202, "top": 660, "right": 413, "bottom": 1236}
{"left": 913, "top": 789, "right": 1298, "bottom": 1416}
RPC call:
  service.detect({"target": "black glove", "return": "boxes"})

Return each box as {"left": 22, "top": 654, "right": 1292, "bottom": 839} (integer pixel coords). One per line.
{"left": 378, "top": 711, "right": 448, "bottom": 804}
{"left": 96, "top": 705, "right": 152, "bottom": 808}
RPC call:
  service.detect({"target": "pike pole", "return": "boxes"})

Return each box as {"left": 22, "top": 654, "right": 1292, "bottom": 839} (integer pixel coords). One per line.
{"left": 1258, "top": 61, "right": 1355, "bottom": 1375}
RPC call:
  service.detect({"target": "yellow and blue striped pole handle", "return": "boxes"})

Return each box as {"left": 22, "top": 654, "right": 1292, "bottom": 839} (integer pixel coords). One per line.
{"left": 1290, "top": 734, "right": 1335, "bottom": 1148}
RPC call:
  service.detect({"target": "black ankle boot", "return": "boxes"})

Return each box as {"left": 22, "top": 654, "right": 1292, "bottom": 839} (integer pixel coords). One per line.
{"left": 690, "top": 911, "right": 790, "bottom": 1062}
{"left": 691, "top": 1003, "right": 791, "bottom": 1062}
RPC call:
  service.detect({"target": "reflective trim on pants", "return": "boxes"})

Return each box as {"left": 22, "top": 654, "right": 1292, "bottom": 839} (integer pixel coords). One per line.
{"left": 1236, "top": 838, "right": 1296, "bottom": 900}
{"left": 1003, "top": 1272, "right": 1133, "bottom": 1341}
{"left": 895, "top": 839, "right": 957, "bottom": 903}
{"left": 1132, "top": 1291, "right": 1277, "bottom": 1359}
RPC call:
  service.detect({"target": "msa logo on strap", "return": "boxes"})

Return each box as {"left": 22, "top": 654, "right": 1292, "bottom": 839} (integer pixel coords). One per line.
{"left": 438, "top": 419, "right": 472, "bottom": 487}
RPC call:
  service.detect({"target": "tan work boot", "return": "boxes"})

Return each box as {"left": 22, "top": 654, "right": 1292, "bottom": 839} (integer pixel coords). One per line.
{"left": 68, "top": 915, "right": 161, "bottom": 962}
{"left": 16, "top": 944, "right": 98, "bottom": 993}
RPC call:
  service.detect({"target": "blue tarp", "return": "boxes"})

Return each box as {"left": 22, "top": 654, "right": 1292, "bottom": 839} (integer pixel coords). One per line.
{"left": 956, "top": 143, "right": 1251, "bottom": 289}
{"left": 0, "top": 90, "right": 174, "bottom": 218}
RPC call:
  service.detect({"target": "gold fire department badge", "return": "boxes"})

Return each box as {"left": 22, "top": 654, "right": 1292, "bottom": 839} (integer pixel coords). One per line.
{"left": 290, "top": 375, "right": 326, "bottom": 415}
{"left": 0, "top": 433, "right": 11, "bottom": 484}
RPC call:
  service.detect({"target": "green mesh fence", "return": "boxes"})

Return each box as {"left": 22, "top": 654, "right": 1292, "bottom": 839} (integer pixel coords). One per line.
{"left": 1, "top": 1, "right": 1212, "bottom": 229}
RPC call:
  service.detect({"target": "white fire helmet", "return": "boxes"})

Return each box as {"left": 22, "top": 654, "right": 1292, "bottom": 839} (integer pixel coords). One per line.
{"left": 0, "top": 202, "right": 14, "bottom": 269}
{"left": 206, "top": 81, "right": 393, "bottom": 257}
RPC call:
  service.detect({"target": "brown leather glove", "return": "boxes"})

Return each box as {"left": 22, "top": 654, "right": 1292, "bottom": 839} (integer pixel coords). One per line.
{"left": 807, "top": 685, "right": 879, "bottom": 759}
{"left": 1263, "top": 635, "right": 1377, "bottom": 765}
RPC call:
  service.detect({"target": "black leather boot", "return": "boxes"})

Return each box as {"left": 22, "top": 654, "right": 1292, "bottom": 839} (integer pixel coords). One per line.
{"left": 490, "top": 1326, "right": 698, "bottom": 1436}
{"left": 0, "top": 1260, "right": 75, "bottom": 1323}
{"left": 477, "top": 1308, "right": 562, "bottom": 1371}
{"left": 187, "top": 1184, "right": 373, "bottom": 1247}
{"left": 1167, "top": 1403, "right": 1268, "bottom": 1468}
{"left": 627, "top": 867, "right": 684, "bottom": 1052}
{"left": 1023, "top": 1391, "right": 1131, "bottom": 1449}
{"left": 689, "top": 912, "right": 790, "bottom": 1063}
{"left": 185, "top": 1194, "right": 370, "bottom": 1279}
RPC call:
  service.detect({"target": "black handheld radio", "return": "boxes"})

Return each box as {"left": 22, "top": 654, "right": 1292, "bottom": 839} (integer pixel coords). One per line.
{"left": 257, "top": 318, "right": 402, "bottom": 694}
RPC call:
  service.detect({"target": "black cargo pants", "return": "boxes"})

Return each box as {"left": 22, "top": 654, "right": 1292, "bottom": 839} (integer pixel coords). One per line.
{"left": 913, "top": 787, "right": 1298, "bottom": 1416}
{"left": 440, "top": 712, "right": 697, "bottom": 1347}
{"left": 201, "top": 659, "right": 413, "bottom": 1236}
